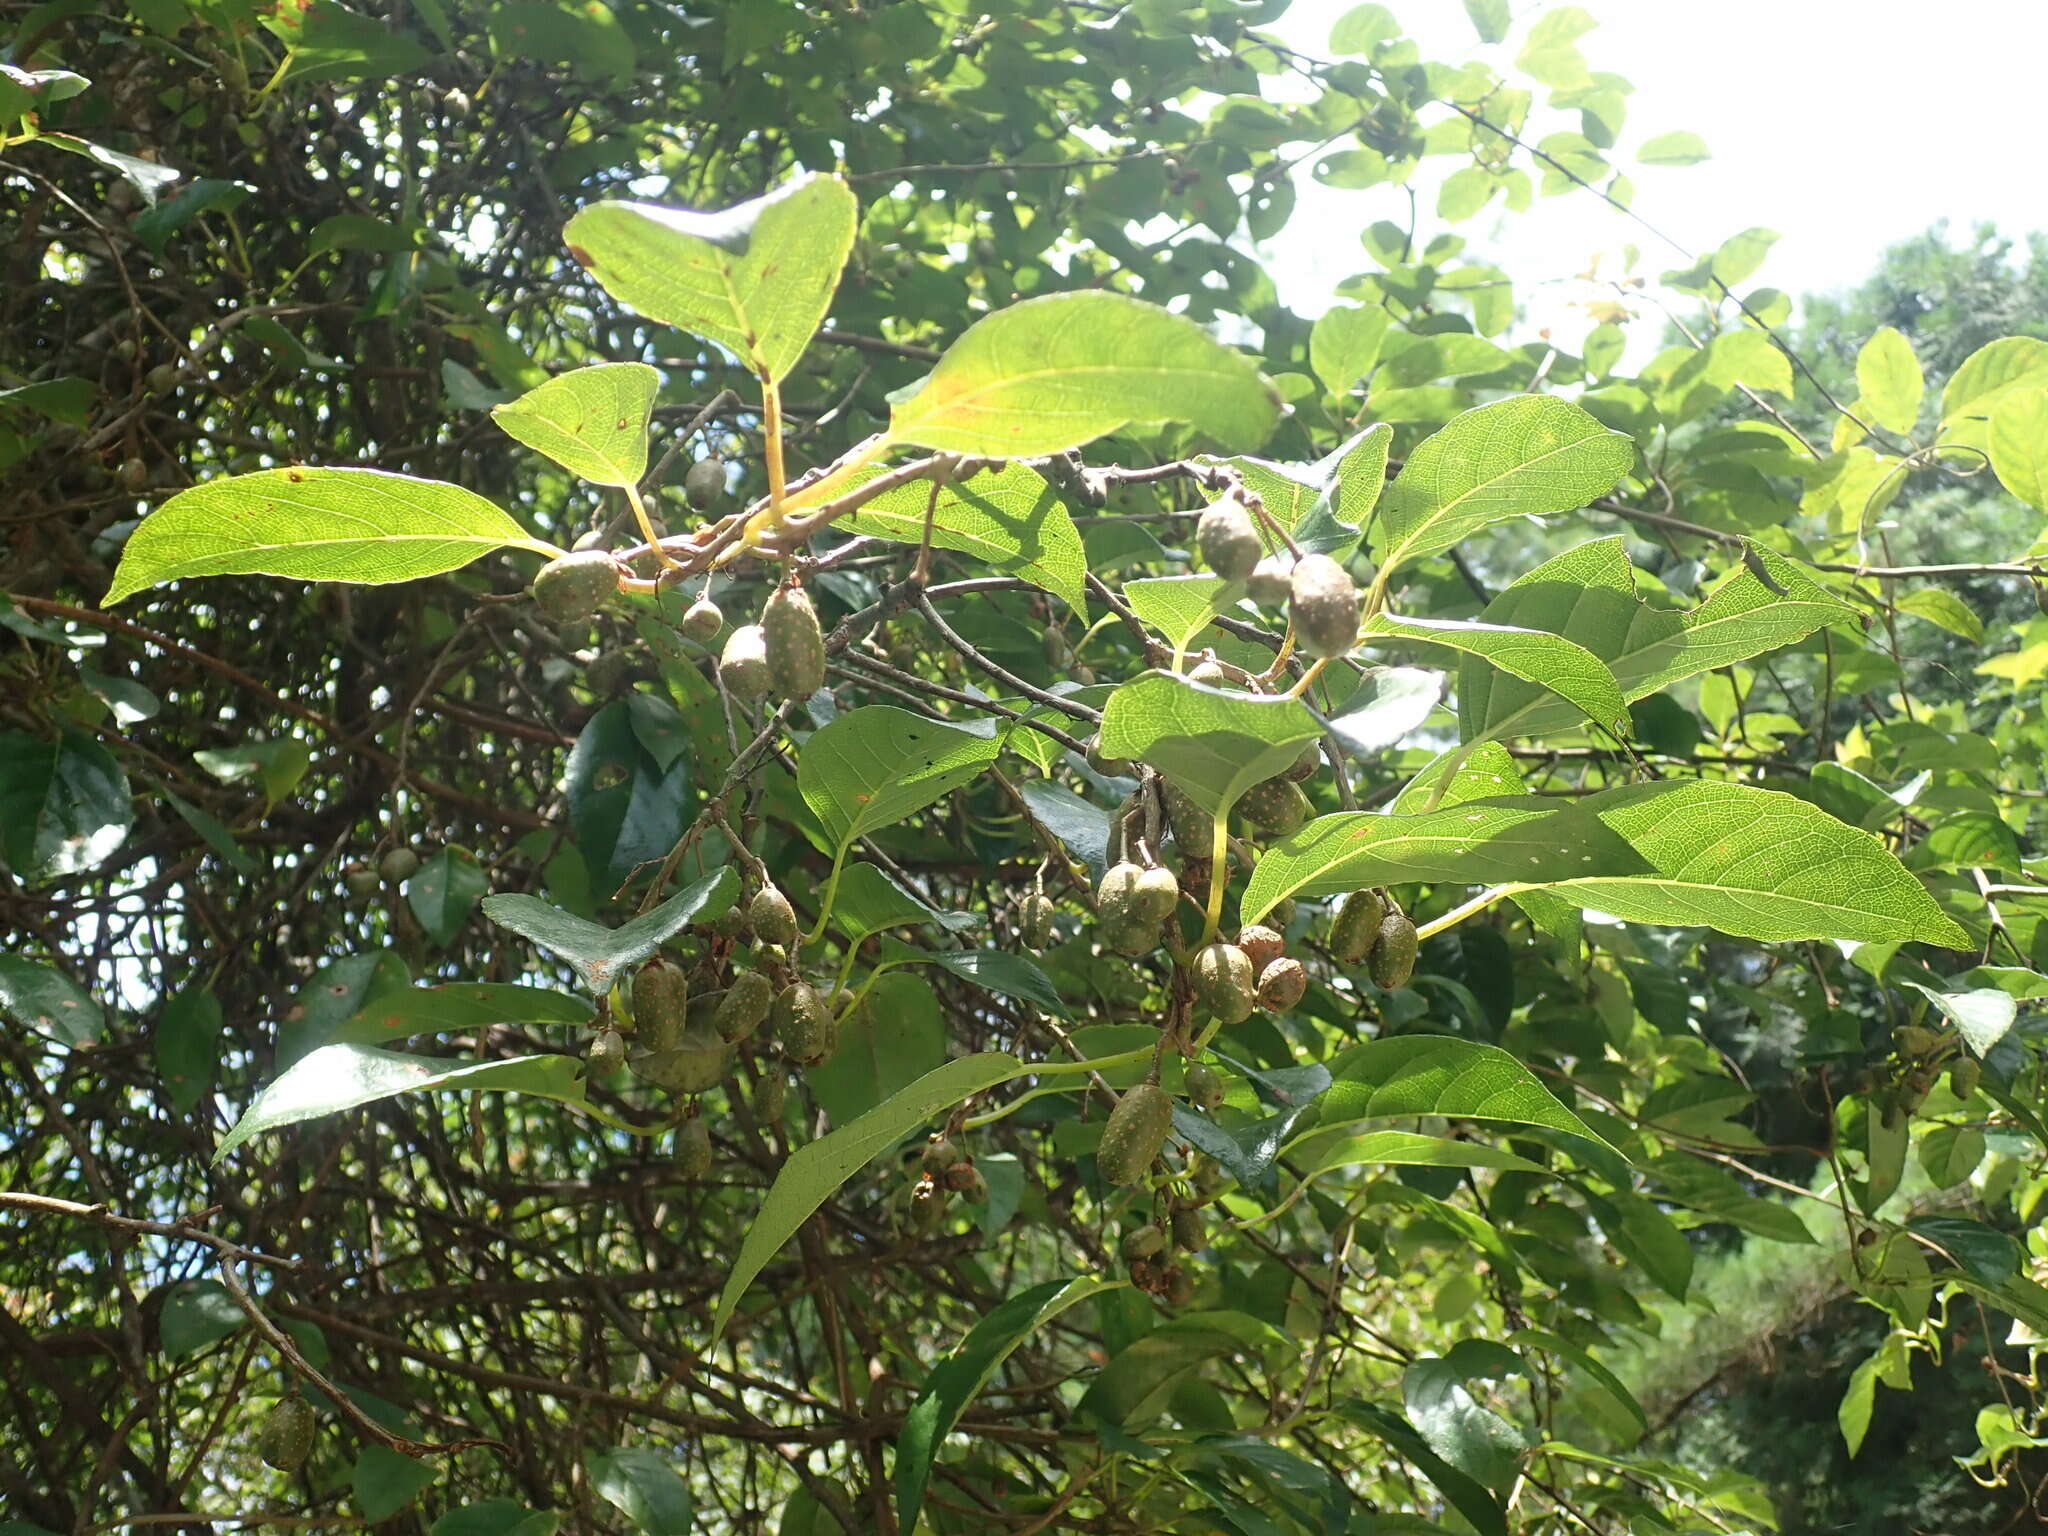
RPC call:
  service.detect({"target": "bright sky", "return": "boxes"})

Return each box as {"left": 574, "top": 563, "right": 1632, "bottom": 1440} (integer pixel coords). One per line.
{"left": 1267, "top": 0, "right": 2048, "bottom": 335}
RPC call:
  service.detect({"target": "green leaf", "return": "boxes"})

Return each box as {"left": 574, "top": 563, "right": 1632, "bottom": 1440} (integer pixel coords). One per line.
{"left": 1380, "top": 333, "right": 1515, "bottom": 390}
{"left": 1509, "top": 1328, "right": 1648, "bottom": 1434}
{"left": 1552, "top": 781, "right": 1970, "bottom": 946}
{"left": 1856, "top": 326, "right": 1924, "bottom": 436}
{"left": 1910, "top": 1215, "right": 2020, "bottom": 1284}
{"left": 194, "top": 738, "right": 311, "bottom": 810}
{"left": 1340, "top": 1400, "right": 1506, "bottom": 1536}
{"left": 798, "top": 707, "right": 1001, "bottom": 861}
{"left": 709, "top": 1053, "right": 1027, "bottom": 1346}
{"left": 0, "top": 728, "right": 132, "bottom": 881}
{"left": 562, "top": 174, "right": 855, "bottom": 385}
{"left": 809, "top": 972, "right": 945, "bottom": 1126}
{"left": 1098, "top": 671, "right": 1323, "bottom": 820}
{"left": 1589, "top": 1189, "right": 1694, "bottom": 1299}
{"left": 1838, "top": 1335, "right": 1909, "bottom": 1458}
{"left": 487, "top": 0, "right": 634, "bottom": 84}
{"left": 1309, "top": 304, "right": 1390, "bottom": 397}
{"left": 162, "top": 788, "right": 257, "bottom": 877}
{"left": 1240, "top": 798, "right": 1641, "bottom": 924}
{"left": 353, "top": 1445, "right": 439, "bottom": 1522}
{"left": 1939, "top": 336, "right": 2048, "bottom": 441}
{"left": 832, "top": 863, "right": 954, "bottom": 941}
{"left": 1990, "top": 386, "right": 2048, "bottom": 511}
{"left": 1919, "top": 1123, "right": 1987, "bottom": 1189}
{"left": 896, "top": 1277, "right": 1115, "bottom": 1532}
{"left": 480, "top": 867, "right": 738, "bottom": 994}
{"left": 1078, "top": 1312, "right": 1287, "bottom": 1429}
{"left": 490, "top": 363, "right": 659, "bottom": 488}
{"left": 1324, "top": 666, "right": 1444, "bottom": 759}
{"left": 842, "top": 464, "right": 1088, "bottom": 611}
{"left": 1314, "top": 1037, "right": 1610, "bottom": 1147}
{"left": 1905, "top": 983, "right": 2016, "bottom": 1058}
{"left": 1404, "top": 1342, "right": 1531, "bottom": 1491}
{"left": 1122, "top": 576, "right": 1234, "bottom": 655}
{"left": 1283, "top": 1127, "right": 1547, "bottom": 1179}
{"left": 104, "top": 468, "right": 556, "bottom": 604}
{"left": 329, "top": 983, "right": 591, "bottom": 1047}
{"left": 588, "top": 1447, "right": 693, "bottom": 1535}
{"left": 926, "top": 947, "right": 1069, "bottom": 1018}
{"left": 1358, "top": 612, "right": 1628, "bottom": 738}
{"left": 430, "top": 1500, "right": 558, "bottom": 1536}
{"left": 156, "top": 987, "right": 223, "bottom": 1112}
{"left": 0, "top": 377, "right": 96, "bottom": 427}
{"left": 1462, "top": 0, "right": 1509, "bottom": 43}
{"left": 159, "top": 1278, "right": 245, "bottom": 1358}
{"left": 885, "top": 291, "right": 1279, "bottom": 457}
{"left": 133, "top": 178, "right": 252, "bottom": 256}
{"left": 1371, "top": 396, "right": 1634, "bottom": 577}
{"left": 0, "top": 956, "right": 103, "bottom": 1046}
{"left": 1894, "top": 586, "right": 1983, "bottom": 643}
{"left": 565, "top": 700, "right": 692, "bottom": 889}
{"left": 405, "top": 847, "right": 486, "bottom": 947}
{"left": 1196, "top": 423, "right": 1393, "bottom": 559}
{"left": 1637, "top": 130, "right": 1710, "bottom": 166}
{"left": 216, "top": 1045, "right": 594, "bottom": 1163}
{"left": 1458, "top": 537, "right": 1853, "bottom": 742}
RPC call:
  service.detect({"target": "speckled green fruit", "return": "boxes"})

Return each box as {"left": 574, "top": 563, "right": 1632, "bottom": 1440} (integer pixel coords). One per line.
{"left": 634, "top": 959, "right": 689, "bottom": 1053}
{"left": 1288, "top": 553, "right": 1361, "bottom": 659}
{"left": 1368, "top": 912, "right": 1418, "bottom": 989}
{"left": 1197, "top": 494, "right": 1262, "bottom": 581}
{"left": 1096, "top": 861, "right": 1143, "bottom": 924}
{"left": 1171, "top": 1205, "right": 1206, "bottom": 1251}
{"left": 762, "top": 584, "right": 826, "bottom": 699}
{"left": 715, "top": 970, "right": 775, "bottom": 1043}
{"left": 755, "top": 1071, "right": 787, "bottom": 1122}
{"left": 633, "top": 1024, "right": 730, "bottom": 1094}
{"left": 1188, "top": 659, "right": 1227, "bottom": 687}
{"left": 1184, "top": 1062, "right": 1226, "bottom": 1112}
{"left": 1950, "top": 1058, "right": 1983, "bottom": 1099}
{"left": 1161, "top": 780, "right": 1215, "bottom": 854}
{"left": 1097, "top": 1082, "right": 1174, "bottom": 1187}
{"left": 1192, "top": 942, "right": 1256, "bottom": 1024}
{"left": 378, "top": 847, "right": 420, "bottom": 884}
{"left": 774, "top": 981, "right": 834, "bottom": 1065}
{"left": 531, "top": 550, "right": 619, "bottom": 624}
{"left": 1019, "top": 890, "right": 1054, "bottom": 949}
{"left": 1121, "top": 1222, "right": 1167, "bottom": 1260}
{"left": 1329, "top": 889, "right": 1385, "bottom": 964}
{"left": 1246, "top": 554, "right": 1293, "bottom": 607}
{"left": 748, "top": 884, "right": 799, "bottom": 947}
{"left": 1256, "top": 956, "right": 1307, "bottom": 1012}
{"left": 587, "top": 1027, "right": 624, "bottom": 1073}
{"left": 1131, "top": 865, "right": 1181, "bottom": 925}
{"left": 1237, "top": 776, "right": 1310, "bottom": 837}
{"left": 677, "top": 1116, "right": 713, "bottom": 1176}
{"left": 719, "top": 624, "right": 772, "bottom": 699}
{"left": 680, "top": 597, "right": 723, "bottom": 642}
{"left": 259, "top": 1396, "right": 316, "bottom": 1471}
{"left": 684, "top": 456, "right": 726, "bottom": 510}
{"left": 922, "top": 1136, "right": 963, "bottom": 1173}
{"left": 343, "top": 863, "right": 379, "bottom": 900}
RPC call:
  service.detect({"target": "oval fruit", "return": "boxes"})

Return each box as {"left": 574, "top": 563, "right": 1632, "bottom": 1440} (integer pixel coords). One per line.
{"left": 1328, "top": 889, "right": 1385, "bottom": 965}
{"left": 1184, "top": 1062, "right": 1226, "bottom": 1112}
{"left": 774, "top": 981, "right": 834, "bottom": 1064}
{"left": 1096, "top": 861, "right": 1143, "bottom": 925}
{"left": 715, "top": 970, "right": 775, "bottom": 1042}
{"left": 378, "top": 847, "right": 420, "bottom": 884}
{"left": 634, "top": 959, "right": 689, "bottom": 1052}
{"left": 748, "top": 884, "right": 799, "bottom": 947}
{"left": 1097, "top": 1082, "right": 1174, "bottom": 1186}
{"left": 1161, "top": 780, "right": 1215, "bottom": 854}
{"left": 1245, "top": 554, "right": 1294, "bottom": 608}
{"left": 1170, "top": 1204, "right": 1205, "bottom": 1252}
{"left": 586, "top": 1027, "right": 624, "bottom": 1073}
{"left": 755, "top": 1070, "right": 787, "bottom": 1122}
{"left": 677, "top": 1116, "right": 713, "bottom": 1176}
{"left": 259, "top": 1396, "right": 316, "bottom": 1471}
{"left": 719, "top": 624, "right": 773, "bottom": 699}
{"left": 680, "top": 596, "right": 723, "bottom": 642}
{"left": 1197, "top": 493, "right": 1263, "bottom": 581}
{"left": 1121, "top": 1222, "right": 1167, "bottom": 1260}
{"left": 1192, "top": 942, "right": 1256, "bottom": 1024}
{"left": 1368, "top": 911, "right": 1418, "bottom": 989}
{"left": 1256, "top": 956, "right": 1307, "bottom": 1012}
{"left": 1131, "top": 865, "right": 1181, "bottom": 925}
{"left": 1236, "top": 776, "right": 1310, "bottom": 837}
{"left": 1236, "top": 925, "right": 1285, "bottom": 971}
{"left": 1950, "top": 1057, "right": 1983, "bottom": 1099}
{"left": 683, "top": 455, "right": 726, "bottom": 510}
{"left": 761, "top": 584, "right": 826, "bottom": 699}
{"left": 530, "top": 550, "right": 619, "bottom": 624}
{"left": 1019, "top": 890, "right": 1055, "bottom": 950}
{"left": 1288, "top": 553, "right": 1361, "bottom": 659}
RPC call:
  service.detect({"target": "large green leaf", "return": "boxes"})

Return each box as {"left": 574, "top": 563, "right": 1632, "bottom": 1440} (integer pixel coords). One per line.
{"left": 1314, "top": 1037, "right": 1609, "bottom": 1146}
{"left": 490, "top": 362, "right": 659, "bottom": 487}
{"left": 0, "top": 728, "right": 132, "bottom": 881}
{"left": 430, "top": 1500, "right": 558, "bottom": 1536}
{"left": 798, "top": 707, "right": 1001, "bottom": 860}
{"left": 842, "top": 463, "right": 1088, "bottom": 611}
{"left": 1856, "top": 326, "right": 1924, "bottom": 436}
{"left": 1358, "top": 612, "right": 1628, "bottom": 738}
{"left": 353, "top": 1445, "right": 439, "bottom": 1522}
{"left": 562, "top": 174, "right": 856, "bottom": 385}
{"left": 1122, "top": 576, "right": 1235, "bottom": 656}
{"left": 1239, "top": 798, "right": 1643, "bottom": 924}
{"left": 1939, "top": 336, "right": 2048, "bottom": 449}
{"left": 104, "top": 468, "right": 556, "bottom": 604}
{"left": 1076, "top": 1311, "right": 1287, "bottom": 1429}
{"left": 1097, "top": 670, "right": 1322, "bottom": 818}
{"left": 885, "top": 291, "right": 1279, "bottom": 456}
{"left": 587, "top": 1448, "right": 692, "bottom": 1535}
{"left": 156, "top": 987, "right": 223, "bottom": 1112}
{"left": 215, "top": 1045, "right": 591, "bottom": 1163}
{"left": 1370, "top": 395, "right": 1633, "bottom": 576}
{"left": 808, "top": 972, "right": 946, "bottom": 1126}
{"left": 1283, "top": 1126, "right": 1548, "bottom": 1179}
{"left": 1990, "top": 387, "right": 2048, "bottom": 511}
{"left": 1404, "top": 1341, "right": 1531, "bottom": 1492}
{"left": 0, "top": 957, "right": 103, "bottom": 1046}
{"left": 1340, "top": 1401, "right": 1506, "bottom": 1536}
{"left": 896, "top": 1276, "right": 1115, "bottom": 1532}
{"left": 406, "top": 846, "right": 486, "bottom": 947}
{"left": 709, "top": 1053, "right": 1027, "bottom": 1345}
{"left": 1309, "top": 305, "right": 1391, "bottom": 397}
{"left": 565, "top": 699, "right": 692, "bottom": 889}
{"left": 1459, "top": 537, "right": 1853, "bottom": 742}
{"left": 329, "top": 984, "right": 591, "bottom": 1047}
{"left": 480, "top": 866, "right": 739, "bottom": 993}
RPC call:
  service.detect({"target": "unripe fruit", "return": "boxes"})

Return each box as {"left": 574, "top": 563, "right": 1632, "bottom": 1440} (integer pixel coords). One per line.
{"left": 1289, "top": 553, "right": 1361, "bottom": 659}
{"left": 146, "top": 362, "right": 179, "bottom": 394}
{"left": 530, "top": 550, "right": 619, "bottom": 624}
{"left": 1161, "top": 780, "right": 1215, "bottom": 853}
{"left": 1097, "top": 1082, "right": 1174, "bottom": 1186}
{"left": 1170, "top": 1204, "right": 1206, "bottom": 1252}
{"left": 1256, "top": 956, "right": 1308, "bottom": 1012}
{"left": 586, "top": 650, "right": 630, "bottom": 696}
{"left": 719, "top": 624, "right": 773, "bottom": 699}
{"left": 1043, "top": 630, "right": 1072, "bottom": 668}
{"left": 1270, "top": 897, "right": 1297, "bottom": 928}
{"left": 1329, "top": 889, "right": 1386, "bottom": 964}
{"left": 1246, "top": 554, "right": 1293, "bottom": 607}
{"left": 635, "top": 959, "right": 690, "bottom": 1053}
{"left": 774, "top": 981, "right": 833, "bottom": 1064}
{"left": 748, "top": 884, "right": 799, "bottom": 947}
{"left": 1368, "top": 912, "right": 1418, "bottom": 989}
{"left": 1019, "top": 890, "right": 1054, "bottom": 950}
{"left": 1893, "top": 1024, "right": 1939, "bottom": 1058}
{"left": 1188, "top": 659, "right": 1227, "bottom": 687}
{"left": 715, "top": 970, "right": 775, "bottom": 1043}
{"left": 633, "top": 1023, "right": 731, "bottom": 1093}
{"left": 1950, "top": 1057, "right": 1983, "bottom": 1099}
{"left": 1097, "top": 861, "right": 1143, "bottom": 923}
{"left": 1192, "top": 942, "right": 1256, "bottom": 1024}
{"left": 1185, "top": 1062, "right": 1226, "bottom": 1112}
{"left": 259, "top": 1396, "right": 316, "bottom": 1471}
{"left": 681, "top": 597, "right": 723, "bottom": 642}
{"left": 761, "top": 584, "right": 826, "bottom": 700}
{"left": 1237, "top": 925, "right": 1285, "bottom": 971}
{"left": 683, "top": 455, "right": 725, "bottom": 510}
{"left": 922, "top": 1136, "right": 964, "bottom": 1173}
{"left": 710, "top": 904, "right": 749, "bottom": 939}
{"left": 1101, "top": 907, "right": 1162, "bottom": 958}
{"left": 1197, "top": 493, "right": 1262, "bottom": 581}
{"left": 1237, "top": 776, "right": 1310, "bottom": 837}
{"left": 378, "top": 847, "right": 420, "bottom": 884}
{"left": 909, "top": 1176, "right": 947, "bottom": 1232}
{"left": 119, "top": 456, "right": 148, "bottom": 491}
{"left": 1131, "top": 865, "right": 1181, "bottom": 925}
{"left": 756, "top": 1070, "right": 787, "bottom": 1122}
{"left": 1283, "top": 742, "right": 1322, "bottom": 781}
{"left": 572, "top": 528, "right": 606, "bottom": 552}
{"left": 1084, "top": 736, "right": 1129, "bottom": 777}
{"left": 1192, "top": 1156, "right": 1226, "bottom": 1197}
{"left": 1071, "top": 664, "right": 1096, "bottom": 685}
{"left": 1121, "top": 1222, "right": 1167, "bottom": 1260}
{"left": 1164, "top": 1266, "right": 1195, "bottom": 1306}
{"left": 587, "top": 1027, "right": 624, "bottom": 1073}
{"left": 677, "top": 1116, "right": 713, "bottom": 1177}
{"left": 343, "top": 862, "right": 378, "bottom": 900}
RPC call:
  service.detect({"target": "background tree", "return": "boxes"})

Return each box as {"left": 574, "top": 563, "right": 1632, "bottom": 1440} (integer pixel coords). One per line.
{"left": 5, "top": 2, "right": 2048, "bottom": 1534}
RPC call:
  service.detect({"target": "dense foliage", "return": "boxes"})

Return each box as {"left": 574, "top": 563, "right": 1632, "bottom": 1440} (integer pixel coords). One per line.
{"left": 6, "top": 2, "right": 2048, "bottom": 1533}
